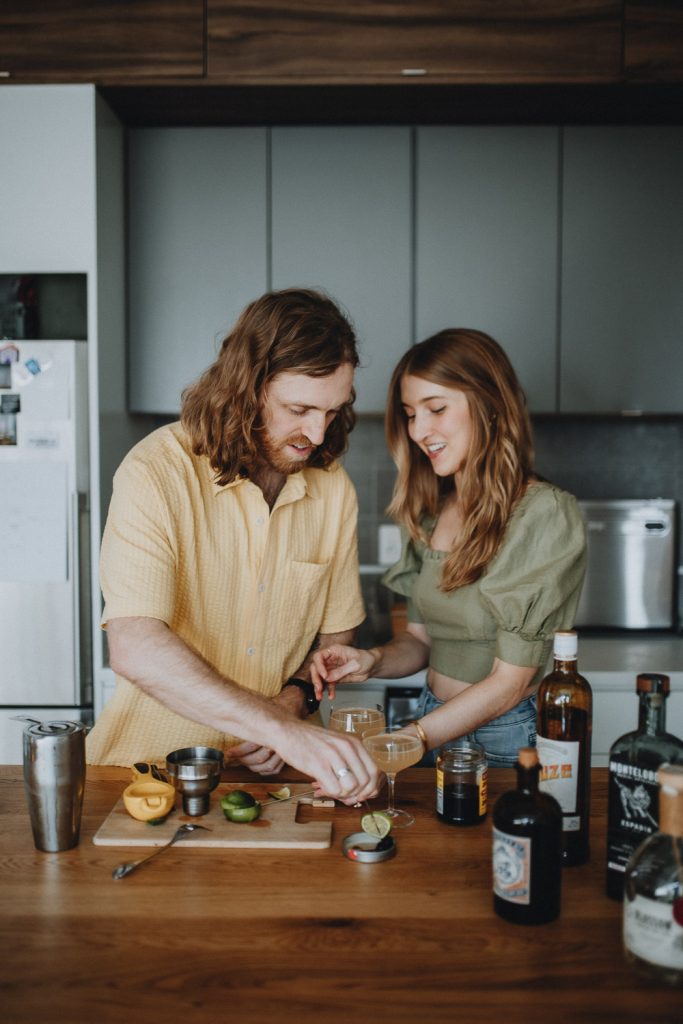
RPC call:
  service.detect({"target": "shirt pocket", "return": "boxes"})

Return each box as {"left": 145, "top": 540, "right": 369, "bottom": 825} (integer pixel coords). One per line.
{"left": 276, "top": 560, "right": 332, "bottom": 642}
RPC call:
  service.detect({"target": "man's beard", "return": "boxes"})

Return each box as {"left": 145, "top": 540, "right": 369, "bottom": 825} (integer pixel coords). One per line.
{"left": 257, "top": 431, "right": 318, "bottom": 476}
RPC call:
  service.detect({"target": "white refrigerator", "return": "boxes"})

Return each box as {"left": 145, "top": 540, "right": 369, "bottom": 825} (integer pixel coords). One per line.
{"left": 0, "top": 340, "right": 92, "bottom": 762}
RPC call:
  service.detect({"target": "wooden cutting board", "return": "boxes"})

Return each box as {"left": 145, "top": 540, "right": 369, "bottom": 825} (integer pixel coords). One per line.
{"left": 93, "top": 782, "right": 332, "bottom": 850}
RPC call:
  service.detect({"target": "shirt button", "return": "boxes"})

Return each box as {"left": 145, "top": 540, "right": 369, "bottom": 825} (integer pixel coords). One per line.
{"left": 258, "top": 583, "right": 266, "bottom": 593}
{"left": 247, "top": 646, "right": 255, "bottom": 656}
{"left": 256, "top": 515, "right": 265, "bottom": 525}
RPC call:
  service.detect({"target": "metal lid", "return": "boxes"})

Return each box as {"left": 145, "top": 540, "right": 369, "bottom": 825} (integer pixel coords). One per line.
{"left": 342, "top": 832, "right": 397, "bottom": 863}
{"left": 25, "top": 720, "right": 86, "bottom": 737}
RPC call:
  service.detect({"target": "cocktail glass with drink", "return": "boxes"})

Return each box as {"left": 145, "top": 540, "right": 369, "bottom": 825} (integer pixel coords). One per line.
{"left": 363, "top": 726, "right": 423, "bottom": 827}
{"left": 328, "top": 705, "right": 386, "bottom": 739}
{"left": 328, "top": 705, "right": 386, "bottom": 807}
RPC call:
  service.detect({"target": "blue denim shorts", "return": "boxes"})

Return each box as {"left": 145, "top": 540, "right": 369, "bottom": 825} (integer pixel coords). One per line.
{"left": 415, "top": 686, "right": 537, "bottom": 768}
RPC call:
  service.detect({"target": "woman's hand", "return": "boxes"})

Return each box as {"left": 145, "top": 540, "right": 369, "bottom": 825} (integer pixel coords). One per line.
{"left": 310, "top": 645, "right": 380, "bottom": 700}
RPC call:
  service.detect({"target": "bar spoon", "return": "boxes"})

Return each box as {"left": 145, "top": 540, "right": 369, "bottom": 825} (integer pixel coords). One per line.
{"left": 111, "top": 822, "right": 211, "bottom": 879}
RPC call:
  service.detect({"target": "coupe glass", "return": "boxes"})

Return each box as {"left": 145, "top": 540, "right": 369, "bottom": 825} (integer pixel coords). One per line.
{"left": 363, "top": 726, "right": 423, "bottom": 827}
{"left": 328, "top": 705, "right": 386, "bottom": 739}
{"left": 328, "top": 705, "right": 386, "bottom": 807}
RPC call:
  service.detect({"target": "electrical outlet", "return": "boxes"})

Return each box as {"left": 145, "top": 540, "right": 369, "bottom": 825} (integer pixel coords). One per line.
{"left": 378, "top": 524, "right": 401, "bottom": 566}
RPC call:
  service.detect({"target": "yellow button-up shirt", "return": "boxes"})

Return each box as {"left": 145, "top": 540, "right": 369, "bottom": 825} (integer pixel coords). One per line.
{"left": 87, "top": 422, "right": 364, "bottom": 765}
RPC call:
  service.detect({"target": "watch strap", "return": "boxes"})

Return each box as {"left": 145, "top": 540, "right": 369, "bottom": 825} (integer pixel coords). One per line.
{"left": 282, "top": 677, "right": 320, "bottom": 715}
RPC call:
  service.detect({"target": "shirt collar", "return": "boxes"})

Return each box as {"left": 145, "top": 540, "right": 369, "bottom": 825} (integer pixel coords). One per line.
{"left": 211, "top": 468, "right": 310, "bottom": 506}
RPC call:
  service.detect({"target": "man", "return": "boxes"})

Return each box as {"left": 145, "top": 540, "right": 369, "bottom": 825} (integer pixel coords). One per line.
{"left": 87, "top": 289, "right": 379, "bottom": 803}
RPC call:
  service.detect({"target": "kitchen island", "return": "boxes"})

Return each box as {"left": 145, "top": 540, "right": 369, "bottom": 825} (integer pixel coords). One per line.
{"left": 0, "top": 766, "right": 679, "bottom": 1024}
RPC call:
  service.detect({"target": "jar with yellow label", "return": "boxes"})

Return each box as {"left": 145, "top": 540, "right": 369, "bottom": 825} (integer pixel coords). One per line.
{"left": 436, "top": 741, "right": 488, "bottom": 825}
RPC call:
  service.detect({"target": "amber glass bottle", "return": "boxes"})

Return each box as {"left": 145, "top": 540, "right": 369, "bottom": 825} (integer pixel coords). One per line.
{"left": 492, "top": 747, "right": 563, "bottom": 925}
{"left": 536, "top": 630, "right": 592, "bottom": 866}
{"left": 606, "top": 673, "right": 683, "bottom": 901}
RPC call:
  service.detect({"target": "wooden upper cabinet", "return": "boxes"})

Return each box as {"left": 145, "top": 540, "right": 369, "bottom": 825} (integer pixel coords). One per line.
{"left": 624, "top": 2, "right": 683, "bottom": 81}
{"left": 207, "top": 1, "right": 623, "bottom": 83}
{"left": 0, "top": 1, "right": 204, "bottom": 82}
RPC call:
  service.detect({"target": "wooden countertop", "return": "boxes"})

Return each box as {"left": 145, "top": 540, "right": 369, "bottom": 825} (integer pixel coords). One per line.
{"left": 0, "top": 766, "right": 679, "bottom": 1024}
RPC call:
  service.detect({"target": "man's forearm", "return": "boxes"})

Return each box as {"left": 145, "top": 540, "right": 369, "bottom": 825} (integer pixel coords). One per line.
{"left": 107, "top": 616, "right": 293, "bottom": 748}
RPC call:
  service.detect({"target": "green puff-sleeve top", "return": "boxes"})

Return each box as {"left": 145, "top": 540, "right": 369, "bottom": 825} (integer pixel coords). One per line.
{"left": 382, "top": 482, "right": 587, "bottom": 686}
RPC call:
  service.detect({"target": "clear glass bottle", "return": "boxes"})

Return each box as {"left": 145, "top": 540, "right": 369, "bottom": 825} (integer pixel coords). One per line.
{"left": 492, "top": 747, "right": 563, "bottom": 925}
{"left": 623, "top": 763, "right": 683, "bottom": 986}
{"left": 536, "top": 630, "right": 592, "bottom": 866}
{"left": 606, "top": 673, "right": 683, "bottom": 901}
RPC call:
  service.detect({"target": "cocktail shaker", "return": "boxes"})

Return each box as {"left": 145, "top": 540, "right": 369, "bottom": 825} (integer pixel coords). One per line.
{"left": 22, "top": 720, "right": 86, "bottom": 852}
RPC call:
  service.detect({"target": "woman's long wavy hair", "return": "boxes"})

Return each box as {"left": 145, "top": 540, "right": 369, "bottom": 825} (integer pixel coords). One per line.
{"left": 386, "top": 329, "right": 535, "bottom": 591}
{"left": 181, "top": 289, "right": 359, "bottom": 485}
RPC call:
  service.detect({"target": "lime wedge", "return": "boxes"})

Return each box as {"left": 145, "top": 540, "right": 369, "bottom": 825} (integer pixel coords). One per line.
{"left": 267, "top": 787, "right": 291, "bottom": 801}
{"left": 360, "top": 811, "right": 392, "bottom": 838}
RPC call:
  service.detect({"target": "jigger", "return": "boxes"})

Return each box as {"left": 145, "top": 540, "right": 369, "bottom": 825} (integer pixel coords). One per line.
{"left": 166, "top": 746, "right": 223, "bottom": 816}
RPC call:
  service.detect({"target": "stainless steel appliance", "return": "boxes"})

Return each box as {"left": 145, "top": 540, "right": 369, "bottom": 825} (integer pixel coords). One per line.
{"left": 575, "top": 499, "right": 676, "bottom": 630}
{"left": 385, "top": 686, "right": 424, "bottom": 729}
{"left": 0, "top": 340, "right": 92, "bottom": 761}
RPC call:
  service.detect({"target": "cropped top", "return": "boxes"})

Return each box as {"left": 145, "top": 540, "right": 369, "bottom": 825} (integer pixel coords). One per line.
{"left": 382, "top": 482, "right": 587, "bottom": 686}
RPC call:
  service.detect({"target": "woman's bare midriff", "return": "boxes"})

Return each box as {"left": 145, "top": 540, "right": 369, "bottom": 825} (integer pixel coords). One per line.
{"left": 427, "top": 667, "right": 472, "bottom": 701}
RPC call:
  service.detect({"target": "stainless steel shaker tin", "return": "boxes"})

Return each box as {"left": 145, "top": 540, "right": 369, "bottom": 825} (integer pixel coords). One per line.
{"left": 22, "top": 720, "right": 87, "bottom": 852}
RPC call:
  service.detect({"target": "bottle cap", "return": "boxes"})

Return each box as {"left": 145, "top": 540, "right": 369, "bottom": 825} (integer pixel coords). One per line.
{"left": 636, "top": 673, "right": 670, "bottom": 696}
{"left": 657, "top": 765, "right": 683, "bottom": 838}
{"left": 553, "top": 630, "right": 577, "bottom": 660}
{"left": 517, "top": 747, "right": 539, "bottom": 768}
{"left": 658, "top": 763, "right": 683, "bottom": 793}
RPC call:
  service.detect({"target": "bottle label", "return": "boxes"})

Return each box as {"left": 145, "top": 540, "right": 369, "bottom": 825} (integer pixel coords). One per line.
{"left": 478, "top": 765, "right": 488, "bottom": 817}
{"left": 436, "top": 765, "right": 487, "bottom": 822}
{"left": 492, "top": 827, "right": 531, "bottom": 905}
{"left": 537, "top": 735, "right": 580, "bottom": 820}
{"left": 607, "top": 760, "right": 659, "bottom": 875}
{"left": 623, "top": 894, "right": 683, "bottom": 970}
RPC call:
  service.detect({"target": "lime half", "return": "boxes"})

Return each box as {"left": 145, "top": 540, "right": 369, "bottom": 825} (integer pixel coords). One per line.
{"left": 360, "top": 811, "right": 392, "bottom": 838}
{"left": 223, "top": 801, "right": 261, "bottom": 824}
{"left": 221, "top": 789, "right": 256, "bottom": 809}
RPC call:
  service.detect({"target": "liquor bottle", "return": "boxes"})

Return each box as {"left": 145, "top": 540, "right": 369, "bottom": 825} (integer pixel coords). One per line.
{"left": 623, "top": 764, "right": 683, "bottom": 986}
{"left": 606, "top": 673, "right": 683, "bottom": 901}
{"left": 492, "top": 747, "right": 562, "bottom": 925}
{"left": 536, "top": 630, "right": 592, "bottom": 866}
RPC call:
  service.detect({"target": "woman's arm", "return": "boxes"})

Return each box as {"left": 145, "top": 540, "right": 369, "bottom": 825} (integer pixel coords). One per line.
{"left": 310, "top": 623, "right": 432, "bottom": 700}
{"left": 404, "top": 658, "right": 537, "bottom": 751}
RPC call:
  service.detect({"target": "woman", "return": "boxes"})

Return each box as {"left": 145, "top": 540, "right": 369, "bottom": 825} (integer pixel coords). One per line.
{"left": 311, "top": 328, "right": 586, "bottom": 767}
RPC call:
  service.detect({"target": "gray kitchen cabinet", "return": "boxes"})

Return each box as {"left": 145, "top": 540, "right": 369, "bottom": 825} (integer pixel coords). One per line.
{"left": 560, "top": 127, "right": 683, "bottom": 413}
{"left": 128, "top": 128, "right": 268, "bottom": 413}
{"left": 0, "top": 86, "right": 96, "bottom": 273}
{"left": 415, "top": 127, "right": 560, "bottom": 413}
{"left": 270, "top": 127, "right": 412, "bottom": 413}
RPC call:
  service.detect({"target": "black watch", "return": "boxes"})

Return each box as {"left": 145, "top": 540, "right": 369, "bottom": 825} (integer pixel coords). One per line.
{"left": 282, "top": 678, "right": 320, "bottom": 715}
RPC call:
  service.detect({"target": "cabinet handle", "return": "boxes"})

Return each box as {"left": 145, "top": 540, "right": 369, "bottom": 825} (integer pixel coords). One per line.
{"left": 401, "top": 68, "right": 427, "bottom": 76}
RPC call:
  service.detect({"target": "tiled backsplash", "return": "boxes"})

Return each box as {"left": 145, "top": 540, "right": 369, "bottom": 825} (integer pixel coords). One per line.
{"left": 343, "top": 414, "right": 683, "bottom": 640}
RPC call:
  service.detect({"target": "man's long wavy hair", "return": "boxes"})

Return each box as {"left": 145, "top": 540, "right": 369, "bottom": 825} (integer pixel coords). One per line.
{"left": 386, "top": 329, "right": 535, "bottom": 591}
{"left": 181, "top": 289, "right": 359, "bottom": 485}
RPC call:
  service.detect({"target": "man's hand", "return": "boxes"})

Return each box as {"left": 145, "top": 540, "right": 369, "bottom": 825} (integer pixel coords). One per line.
{"left": 274, "top": 721, "right": 382, "bottom": 805}
{"left": 225, "top": 687, "right": 307, "bottom": 775}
